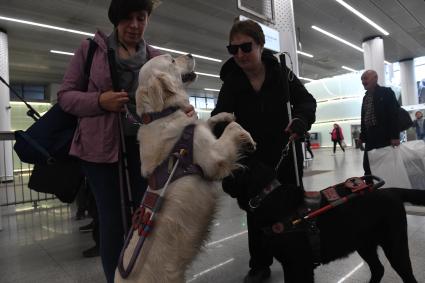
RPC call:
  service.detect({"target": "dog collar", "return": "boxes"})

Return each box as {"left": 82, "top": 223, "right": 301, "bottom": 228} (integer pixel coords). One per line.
{"left": 141, "top": 107, "right": 180, "bottom": 124}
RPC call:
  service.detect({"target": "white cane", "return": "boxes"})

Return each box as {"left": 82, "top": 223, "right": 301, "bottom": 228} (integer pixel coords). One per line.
{"left": 278, "top": 53, "right": 301, "bottom": 188}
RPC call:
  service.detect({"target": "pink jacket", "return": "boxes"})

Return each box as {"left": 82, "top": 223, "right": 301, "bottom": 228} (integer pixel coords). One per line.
{"left": 58, "top": 30, "right": 161, "bottom": 163}
{"left": 331, "top": 127, "right": 344, "bottom": 141}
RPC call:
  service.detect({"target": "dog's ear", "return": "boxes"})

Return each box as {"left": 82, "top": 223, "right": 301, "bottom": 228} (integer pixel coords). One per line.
{"left": 135, "top": 87, "right": 148, "bottom": 116}
{"left": 155, "top": 72, "right": 179, "bottom": 95}
{"left": 146, "top": 73, "right": 167, "bottom": 112}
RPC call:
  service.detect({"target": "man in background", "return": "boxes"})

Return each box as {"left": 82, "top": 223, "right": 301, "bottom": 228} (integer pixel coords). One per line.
{"left": 413, "top": 111, "right": 425, "bottom": 140}
{"left": 359, "top": 70, "right": 400, "bottom": 178}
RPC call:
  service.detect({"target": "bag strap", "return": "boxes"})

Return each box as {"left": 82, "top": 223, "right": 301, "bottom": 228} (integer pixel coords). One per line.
{"left": 82, "top": 38, "right": 98, "bottom": 91}
{"left": 15, "top": 130, "right": 55, "bottom": 164}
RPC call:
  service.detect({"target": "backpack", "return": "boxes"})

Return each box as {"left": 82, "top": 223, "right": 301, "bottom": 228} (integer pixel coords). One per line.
{"left": 13, "top": 38, "right": 98, "bottom": 203}
{"left": 397, "top": 107, "right": 413, "bottom": 132}
{"left": 14, "top": 39, "right": 98, "bottom": 164}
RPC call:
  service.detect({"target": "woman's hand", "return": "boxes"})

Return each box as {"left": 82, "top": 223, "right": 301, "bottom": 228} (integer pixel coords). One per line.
{"left": 99, "top": 90, "right": 129, "bottom": 112}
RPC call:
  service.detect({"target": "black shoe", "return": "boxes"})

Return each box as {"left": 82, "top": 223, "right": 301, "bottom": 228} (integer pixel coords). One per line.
{"left": 79, "top": 221, "right": 94, "bottom": 233}
{"left": 243, "top": 267, "right": 271, "bottom": 283}
{"left": 82, "top": 245, "right": 99, "bottom": 258}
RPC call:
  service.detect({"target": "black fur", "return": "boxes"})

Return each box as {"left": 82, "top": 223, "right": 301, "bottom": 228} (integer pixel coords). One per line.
{"left": 245, "top": 164, "right": 425, "bottom": 283}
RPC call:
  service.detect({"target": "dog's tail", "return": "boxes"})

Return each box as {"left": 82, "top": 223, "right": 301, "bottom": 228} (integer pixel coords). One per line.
{"left": 381, "top": 188, "right": 425, "bottom": 206}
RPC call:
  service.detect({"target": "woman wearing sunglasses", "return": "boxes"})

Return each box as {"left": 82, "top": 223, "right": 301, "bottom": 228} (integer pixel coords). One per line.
{"left": 211, "top": 19, "right": 316, "bottom": 283}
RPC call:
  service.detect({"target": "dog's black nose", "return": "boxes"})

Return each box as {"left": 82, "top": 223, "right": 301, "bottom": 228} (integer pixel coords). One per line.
{"left": 187, "top": 54, "right": 193, "bottom": 58}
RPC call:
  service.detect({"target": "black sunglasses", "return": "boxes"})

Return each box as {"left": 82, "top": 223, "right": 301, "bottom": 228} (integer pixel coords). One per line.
{"left": 226, "top": 42, "right": 253, "bottom": 55}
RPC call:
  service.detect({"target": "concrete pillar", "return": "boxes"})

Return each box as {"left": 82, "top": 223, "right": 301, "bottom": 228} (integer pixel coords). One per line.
{"left": 399, "top": 58, "right": 418, "bottom": 106}
{"left": 362, "top": 36, "right": 385, "bottom": 85}
{"left": 46, "top": 83, "right": 60, "bottom": 103}
{"left": 0, "top": 29, "right": 13, "bottom": 184}
{"left": 272, "top": 0, "right": 299, "bottom": 75}
{"left": 0, "top": 28, "right": 13, "bottom": 230}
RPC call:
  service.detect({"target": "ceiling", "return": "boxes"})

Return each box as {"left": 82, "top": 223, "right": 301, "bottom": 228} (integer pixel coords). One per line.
{"left": 1, "top": 0, "right": 425, "bottom": 97}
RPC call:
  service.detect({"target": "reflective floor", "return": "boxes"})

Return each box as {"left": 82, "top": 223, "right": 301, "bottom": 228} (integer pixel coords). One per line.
{"left": 1, "top": 148, "right": 425, "bottom": 283}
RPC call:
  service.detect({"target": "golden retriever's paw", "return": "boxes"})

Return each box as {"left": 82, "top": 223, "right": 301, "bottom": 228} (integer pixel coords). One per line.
{"left": 207, "top": 112, "right": 235, "bottom": 127}
{"left": 239, "top": 132, "right": 256, "bottom": 153}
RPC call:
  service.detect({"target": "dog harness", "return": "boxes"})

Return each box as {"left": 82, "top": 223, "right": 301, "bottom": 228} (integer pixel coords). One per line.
{"left": 117, "top": 115, "right": 203, "bottom": 278}
{"left": 257, "top": 175, "right": 384, "bottom": 265}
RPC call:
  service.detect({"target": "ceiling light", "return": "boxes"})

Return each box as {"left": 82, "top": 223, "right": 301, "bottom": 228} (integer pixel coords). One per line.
{"left": 341, "top": 65, "right": 358, "bottom": 72}
{"left": 150, "top": 46, "right": 222, "bottom": 63}
{"left": 334, "top": 0, "right": 389, "bottom": 36}
{"left": 0, "top": 15, "right": 94, "bottom": 37}
{"left": 196, "top": 72, "right": 219, "bottom": 78}
{"left": 297, "top": 50, "right": 314, "bottom": 58}
{"left": 384, "top": 60, "right": 391, "bottom": 65}
{"left": 50, "top": 50, "right": 74, "bottom": 56}
{"left": 299, "top": 76, "right": 315, "bottom": 82}
{"left": 312, "top": 25, "right": 364, "bottom": 53}
{"left": 204, "top": 88, "right": 220, "bottom": 92}
{"left": 0, "top": 15, "right": 221, "bottom": 63}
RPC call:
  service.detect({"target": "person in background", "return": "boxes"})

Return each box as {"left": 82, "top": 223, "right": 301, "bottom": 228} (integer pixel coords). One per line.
{"left": 330, "top": 123, "right": 345, "bottom": 154}
{"left": 413, "top": 111, "right": 425, "bottom": 140}
{"left": 211, "top": 19, "right": 316, "bottom": 283}
{"left": 359, "top": 70, "right": 400, "bottom": 179}
{"left": 305, "top": 132, "right": 314, "bottom": 158}
{"left": 57, "top": 0, "right": 161, "bottom": 281}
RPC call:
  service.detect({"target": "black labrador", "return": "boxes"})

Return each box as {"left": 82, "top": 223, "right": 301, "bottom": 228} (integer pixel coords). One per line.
{"left": 242, "top": 162, "right": 425, "bottom": 283}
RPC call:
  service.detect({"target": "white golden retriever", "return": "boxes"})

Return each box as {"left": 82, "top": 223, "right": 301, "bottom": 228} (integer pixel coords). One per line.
{"left": 115, "top": 54, "right": 255, "bottom": 283}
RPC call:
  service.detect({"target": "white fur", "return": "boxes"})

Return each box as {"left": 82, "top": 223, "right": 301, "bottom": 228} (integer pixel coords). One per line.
{"left": 115, "top": 54, "right": 255, "bottom": 283}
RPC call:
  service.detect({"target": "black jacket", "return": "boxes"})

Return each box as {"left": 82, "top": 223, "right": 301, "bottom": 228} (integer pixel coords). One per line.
{"left": 360, "top": 85, "right": 399, "bottom": 150}
{"left": 211, "top": 51, "right": 316, "bottom": 208}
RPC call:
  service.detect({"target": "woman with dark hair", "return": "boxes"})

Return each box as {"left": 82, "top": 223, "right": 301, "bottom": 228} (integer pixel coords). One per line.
{"left": 57, "top": 1, "right": 160, "bottom": 281}
{"left": 211, "top": 19, "right": 316, "bottom": 283}
{"left": 330, "top": 123, "right": 345, "bottom": 154}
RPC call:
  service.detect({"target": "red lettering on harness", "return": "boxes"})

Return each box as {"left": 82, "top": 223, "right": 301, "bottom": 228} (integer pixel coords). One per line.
{"left": 322, "top": 187, "right": 340, "bottom": 202}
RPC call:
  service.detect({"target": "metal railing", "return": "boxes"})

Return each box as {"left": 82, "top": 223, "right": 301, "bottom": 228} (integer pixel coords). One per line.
{"left": 0, "top": 131, "right": 56, "bottom": 208}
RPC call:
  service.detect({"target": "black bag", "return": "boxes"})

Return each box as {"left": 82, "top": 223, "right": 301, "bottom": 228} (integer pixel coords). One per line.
{"left": 13, "top": 39, "right": 98, "bottom": 164}
{"left": 397, "top": 107, "right": 413, "bottom": 132}
{"left": 14, "top": 104, "right": 77, "bottom": 164}
{"left": 28, "top": 158, "right": 84, "bottom": 203}
{"left": 12, "top": 39, "right": 98, "bottom": 203}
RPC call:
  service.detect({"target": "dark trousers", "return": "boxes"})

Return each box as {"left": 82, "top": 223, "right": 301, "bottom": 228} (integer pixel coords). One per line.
{"left": 305, "top": 141, "right": 314, "bottom": 158}
{"left": 246, "top": 142, "right": 304, "bottom": 271}
{"left": 81, "top": 137, "right": 147, "bottom": 283}
{"left": 332, "top": 140, "right": 345, "bottom": 153}
{"left": 247, "top": 211, "right": 273, "bottom": 269}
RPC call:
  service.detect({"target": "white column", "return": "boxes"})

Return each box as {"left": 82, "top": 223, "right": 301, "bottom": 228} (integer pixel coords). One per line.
{"left": 272, "top": 0, "right": 299, "bottom": 75}
{"left": 0, "top": 29, "right": 13, "bottom": 186}
{"left": 362, "top": 36, "right": 385, "bottom": 85}
{"left": 0, "top": 29, "right": 13, "bottom": 230}
{"left": 399, "top": 58, "right": 418, "bottom": 106}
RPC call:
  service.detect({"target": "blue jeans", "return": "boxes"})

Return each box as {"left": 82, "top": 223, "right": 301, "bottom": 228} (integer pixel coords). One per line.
{"left": 81, "top": 137, "right": 146, "bottom": 283}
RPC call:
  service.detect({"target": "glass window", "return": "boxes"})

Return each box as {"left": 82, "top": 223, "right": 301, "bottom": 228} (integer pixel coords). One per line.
{"left": 196, "top": 97, "right": 207, "bottom": 109}
{"left": 9, "top": 84, "right": 45, "bottom": 101}
{"left": 189, "top": 96, "right": 196, "bottom": 108}
{"left": 205, "top": 98, "right": 215, "bottom": 109}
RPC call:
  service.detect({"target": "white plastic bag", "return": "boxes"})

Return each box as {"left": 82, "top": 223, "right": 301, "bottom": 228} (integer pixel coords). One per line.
{"left": 398, "top": 140, "right": 425, "bottom": 189}
{"left": 368, "top": 146, "right": 412, "bottom": 188}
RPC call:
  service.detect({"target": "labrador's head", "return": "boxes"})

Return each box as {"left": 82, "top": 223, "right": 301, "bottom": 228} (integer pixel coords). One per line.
{"left": 136, "top": 54, "right": 196, "bottom": 115}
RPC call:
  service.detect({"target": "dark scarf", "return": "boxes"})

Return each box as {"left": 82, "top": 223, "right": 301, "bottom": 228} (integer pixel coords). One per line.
{"left": 107, "top": 30, "right": 148, "bottom": 135}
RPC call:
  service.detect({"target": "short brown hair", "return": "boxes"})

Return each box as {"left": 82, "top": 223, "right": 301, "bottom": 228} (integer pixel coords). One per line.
{"left": 229, "top": 19, "right": 265, "bottom": 46}
{"left": 108, "top": 0, "right": 154, "bottom": 26}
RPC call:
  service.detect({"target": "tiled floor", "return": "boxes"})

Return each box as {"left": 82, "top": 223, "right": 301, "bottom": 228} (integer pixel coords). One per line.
{"left": 1, "top": 148, "right": 425, "bottom": 283}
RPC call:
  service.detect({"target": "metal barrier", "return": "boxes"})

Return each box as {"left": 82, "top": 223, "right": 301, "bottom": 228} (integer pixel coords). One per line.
{"left": 0, "top": 131, "right": 56, "bottom": 208}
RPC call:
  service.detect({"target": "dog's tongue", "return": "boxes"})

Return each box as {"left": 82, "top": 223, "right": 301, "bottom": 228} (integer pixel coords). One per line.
{"left": 182, "top": 72, "right": 196, "bottom": 83}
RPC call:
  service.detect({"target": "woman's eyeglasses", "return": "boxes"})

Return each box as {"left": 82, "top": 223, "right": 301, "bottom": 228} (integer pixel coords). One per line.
{"left": 226, "top": 42, "right": 253, "bottom": 55}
